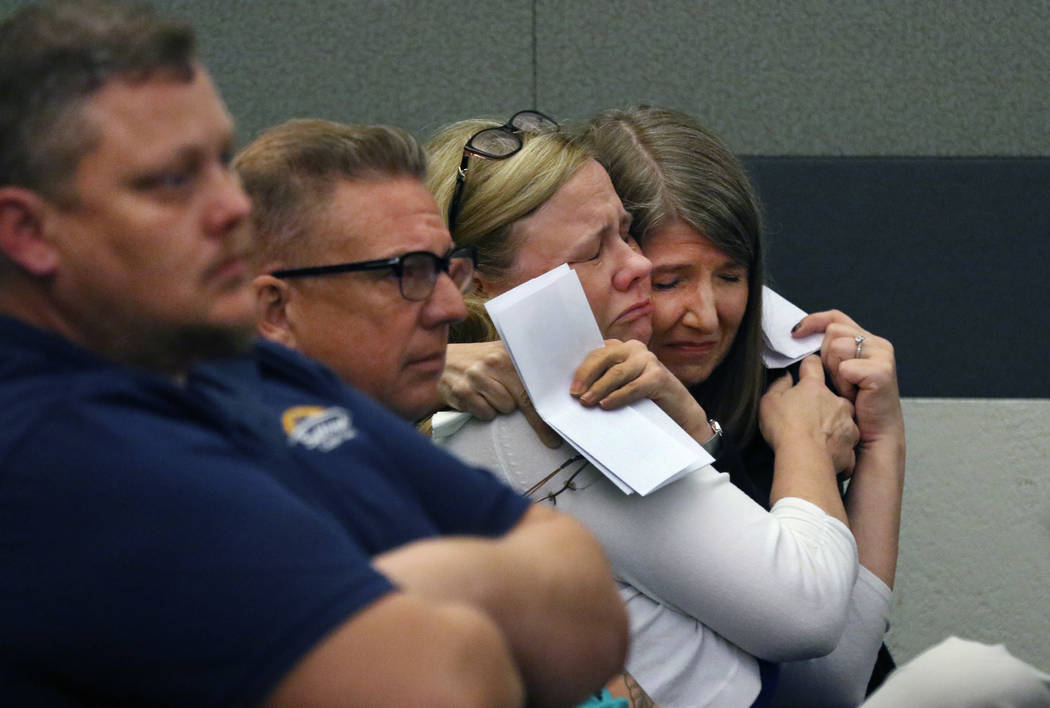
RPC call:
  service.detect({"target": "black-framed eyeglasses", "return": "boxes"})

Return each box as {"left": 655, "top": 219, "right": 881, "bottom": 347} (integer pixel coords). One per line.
{"left": 446, "top": 109, "right": 559, "bottom": 231}
{"left": 271, "top": 245, "right": 477, "bottom": 302}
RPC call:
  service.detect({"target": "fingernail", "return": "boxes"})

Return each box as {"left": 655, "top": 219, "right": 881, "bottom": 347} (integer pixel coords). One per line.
{"left": 569, "top": 382, "right": 583, "bottom": 396}
{"left": 579, "top": 392, "right": 596, "bottom": 406}
{"left": 791, "top": 321, "right": 802, "bottom": 333}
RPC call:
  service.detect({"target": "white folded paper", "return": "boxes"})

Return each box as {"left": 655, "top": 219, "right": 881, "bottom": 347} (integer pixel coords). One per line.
{"left": 485, "top": 264, "right": 713, "bottom": 496}
{"left": 761, "top": 285, "right": 823, "bottom": 368}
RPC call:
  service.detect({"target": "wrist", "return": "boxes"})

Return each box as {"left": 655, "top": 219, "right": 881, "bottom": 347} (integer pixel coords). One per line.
{"left": 771, "top": 433, "right": 836, "bottom": 471}
{"left": 856, "top": 435, "right": 907, "bottom": 478}
{"left": 701, "top": 419, "right": 723, "bottom": 456}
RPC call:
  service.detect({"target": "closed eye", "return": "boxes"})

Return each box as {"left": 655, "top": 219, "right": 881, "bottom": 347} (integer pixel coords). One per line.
{"left": 718, "top": 265, "right": 748, "bottom": 284}
{"left": 569, "top": 240, "right": 602, "bottom": 264}
{"left": 652, "top": 278, "right": 681, "bottom": 291}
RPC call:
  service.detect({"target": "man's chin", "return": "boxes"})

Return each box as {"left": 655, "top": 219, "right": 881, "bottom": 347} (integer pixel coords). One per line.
{"left": 389, "top": 384, "right": 442, "bottom": 423}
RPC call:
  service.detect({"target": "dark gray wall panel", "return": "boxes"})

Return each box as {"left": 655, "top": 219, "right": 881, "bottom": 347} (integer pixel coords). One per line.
{"left": 746, "top": 156, "right": 1050, "bottom": 398}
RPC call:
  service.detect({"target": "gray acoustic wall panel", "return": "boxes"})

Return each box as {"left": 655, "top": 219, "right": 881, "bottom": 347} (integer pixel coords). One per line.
{"left": 891, "top": 398, "right": 1050, "bottom": 672}
{"left": 3, "top": 0, "right": 1047, "bottom": 153}
{"left": 0, "top": 0, "right": 543, "bottom": 144}
{"left": 156, "top": 0, "right": 536, "bottom": 144}
{"left": 538, "top": 0, "right": 1050, "bottom": 155}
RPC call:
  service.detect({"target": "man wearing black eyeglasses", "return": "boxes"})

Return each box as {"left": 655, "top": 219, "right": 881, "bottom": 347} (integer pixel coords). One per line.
{"left": 241, "top": 118, "right": 473, "bottom": 422}
{"left": 234, "top": 117, "right": 632, "bottom": 705}
{"left": 0, "top": 3, "right": 626, "bottom": 706}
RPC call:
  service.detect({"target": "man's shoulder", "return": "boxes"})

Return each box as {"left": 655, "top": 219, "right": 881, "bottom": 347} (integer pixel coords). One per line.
{"left": 251, "top": 339, "right": 364, "bottom": 409}
{"left": 247, "top": 339, "right": 424, "bottom": 441}
{"left": 252, "top": 338, "right": 341, "bottom": 387}
{"left": 438, "top": 410, "right": 573, "bottom": 495}
{"left": 0, "top": 319, "right": 198, "bottom": 460}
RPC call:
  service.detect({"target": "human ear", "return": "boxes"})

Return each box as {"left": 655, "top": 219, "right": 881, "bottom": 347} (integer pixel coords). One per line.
{"left": 0, "top": 187, "right": 59, "bottom": 276}
{"left": 473, "top": 272, "right": 505, "bottom": 298}
{"left": 253, "top": 274, "right": 297, "bottom": 348}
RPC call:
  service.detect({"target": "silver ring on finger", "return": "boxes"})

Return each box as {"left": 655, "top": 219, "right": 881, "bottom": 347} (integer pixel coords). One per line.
{"left": 854, "top": 335, "right": 866, "bottom": 358}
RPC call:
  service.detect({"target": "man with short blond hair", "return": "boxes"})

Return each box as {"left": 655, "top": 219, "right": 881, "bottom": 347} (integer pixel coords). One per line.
{"left": 236, "top": 118, "right": 467, "bottom": 421}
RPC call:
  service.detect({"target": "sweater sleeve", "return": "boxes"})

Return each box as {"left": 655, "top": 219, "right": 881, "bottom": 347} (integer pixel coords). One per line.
{"left": 771, "top": 566, "right": 893, "bottom": 706}
{"left": 441, "top": 411, "right": 860, "bottom": 663}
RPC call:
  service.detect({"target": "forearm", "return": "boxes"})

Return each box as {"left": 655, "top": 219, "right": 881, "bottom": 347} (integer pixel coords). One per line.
{"left": 762, "top": 357, "right": 856, "bottom": 526}
{"left": 770, "top": 437, "right": 849, "bottom": 526}
{"left": 374, "top": 509, "right": 627, "bottom": 707}
{"left": 265, "top": 593, "right": 525, "bottom": 708}
{"left": 495, "top": 511, "right": 629, "bottom": 706}
{"left": 844, "top": 429, "right": 906, "bottom": 588}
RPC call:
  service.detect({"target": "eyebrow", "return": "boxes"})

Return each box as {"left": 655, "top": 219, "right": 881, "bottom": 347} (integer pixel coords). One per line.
{"left": 650, "top": 261, "right": 693, "bottom": 273}
{"left": 650, "top": 257, "right": 749, "bottom": 273}
{"left": 595, "top": 211, "right": 632, "bottom": 241}
{"left": 136, "top": 134, "right": 230, "bottom": 172}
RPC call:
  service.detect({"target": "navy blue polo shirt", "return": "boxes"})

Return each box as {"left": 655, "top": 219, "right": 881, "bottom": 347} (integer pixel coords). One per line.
{"left": 0, "top": 316, "right": 528, "bottom": 706}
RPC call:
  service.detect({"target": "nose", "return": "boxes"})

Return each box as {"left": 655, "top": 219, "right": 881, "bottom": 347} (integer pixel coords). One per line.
{"left": 611, "top": 238, "right": 652, "bottom": 292}
{"left": 421, "top": 271, "right": 469, "bottom": 328}
{"left": 204, "top": 164, "right": 252, "bottom": 239}
{"left": 681, "top": 279, "right": 718, "bottom": 332}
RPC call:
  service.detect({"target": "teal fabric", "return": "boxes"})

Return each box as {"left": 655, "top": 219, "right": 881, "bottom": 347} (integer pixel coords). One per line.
{"left": 576, "top": 688, "right": 629, "bottom": 707}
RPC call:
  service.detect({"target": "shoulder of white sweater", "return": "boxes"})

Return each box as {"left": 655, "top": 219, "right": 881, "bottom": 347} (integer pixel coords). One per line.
{"left": 436, "top": 410, "right": 585, "bottom": 496}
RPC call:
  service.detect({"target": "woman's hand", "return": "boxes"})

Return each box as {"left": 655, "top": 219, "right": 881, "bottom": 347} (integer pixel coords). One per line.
{"left": 572, "top": 339, "right": 716, "bottom": 445}
{"left": 440, "top": 341, "right": 560, "bottom": 448}
{"left": 793, "top": 310, "right": 904, "bottom": 446}
{"left": 761, "top": 355, "right": 860, "bottom": 475}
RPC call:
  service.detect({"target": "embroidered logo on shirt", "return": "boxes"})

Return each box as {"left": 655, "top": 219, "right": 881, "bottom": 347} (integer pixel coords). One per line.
{"left": 281, "top": 405, "right": 356, "bottom": 452}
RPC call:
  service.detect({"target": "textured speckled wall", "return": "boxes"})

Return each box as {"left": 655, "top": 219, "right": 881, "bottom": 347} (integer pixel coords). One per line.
{"left": 173, "top": 1, "right": 1050, "bottom": 153}
{"left": 164, "top": 0, "right": 537, "bottom": 145}
{"left": 2, "top": 0, "right": 1047, "bottom": 677}
{"left": 537, "top": 0, "right": 1050, "bottom": 155}
{"left": 144, "top": 0, "right": 1049, "bottom": 155}
{"left": 3, "top": 0, "right": 1044, "bottom": 152}
{"left": 892, "top": 399, "right": 1050, "bottom": 673}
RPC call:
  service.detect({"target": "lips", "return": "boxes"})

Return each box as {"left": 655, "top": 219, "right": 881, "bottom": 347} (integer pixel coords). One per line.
{"left": 214, "top": 256, "right": 248, "bottom": 282}
{"left": 406, "top": 350, "right": 446, "bottom": 373}
{"left": 662, "top": 339, "right": 718, "bottom": 355}
{"left": 615, "top": 298, "right": 653, "bottom": 324}
{"left": 205, "top": 249, "right": 252, "bottom": 287}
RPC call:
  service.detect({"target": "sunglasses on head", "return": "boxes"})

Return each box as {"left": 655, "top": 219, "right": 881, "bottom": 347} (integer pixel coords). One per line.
{"left": 446, "top": 109, "right": 559, "bottom": 231}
